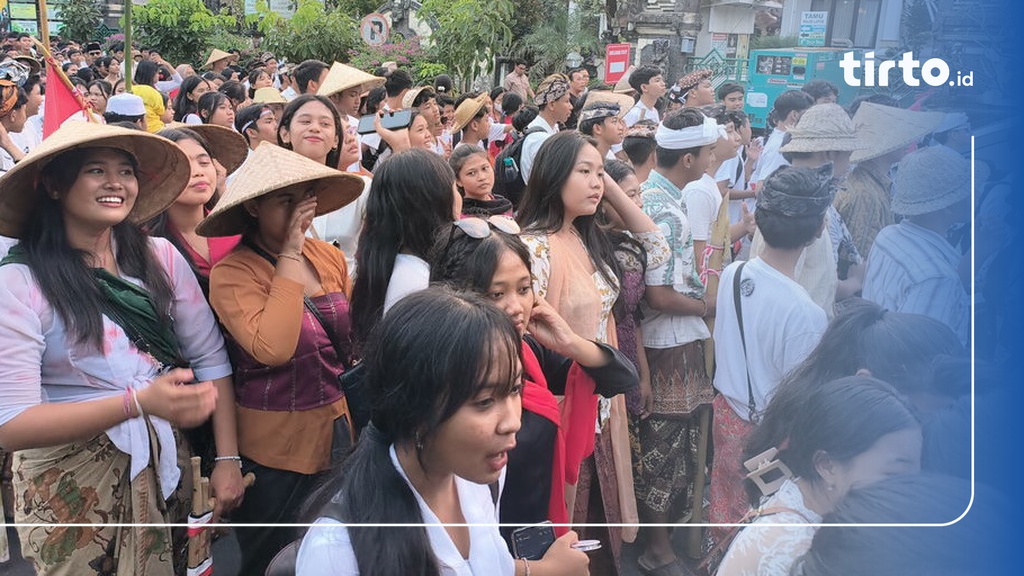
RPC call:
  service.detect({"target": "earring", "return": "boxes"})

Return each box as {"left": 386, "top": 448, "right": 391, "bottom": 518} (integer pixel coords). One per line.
{"left": 414, "top": 432, "right": 424, "bottom": 451}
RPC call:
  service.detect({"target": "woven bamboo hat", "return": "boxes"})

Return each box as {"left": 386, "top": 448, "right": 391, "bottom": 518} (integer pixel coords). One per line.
{"left": 402, "top": 86, "right": 435, "bottom": 110}
{"left": 204, "top": 49, "right": 238, "bottom": 70}
{"left": 162, "top": 122, "right": 249, "bottom": 175}
{"left": 891, "top": 146, "right": 970, "bottom": 216}
{"left": 850, "top": 102, "right": 945, "bottom": 163}
{"left": 252, "top": 87, "right": 288, "bottom": 104}
{"left": 780, "top": 103, "right": 866, "bottom": 153}
{"left": 317, "top": 62, "right": 385, "bottom": 99}
{"left": 196, "top": 142, "right": 363, "bottom": 237}
{"left": 613, "top": 66, "right": 637, "bottom": 95}
{"left": 582, "top": 91, "right": 635, "bottom": 118}
{"left": 0, "top": 122, "right": 189, "bottom": 238}
{"left": 450, "top": 93, "right": 490, "bottom": 133}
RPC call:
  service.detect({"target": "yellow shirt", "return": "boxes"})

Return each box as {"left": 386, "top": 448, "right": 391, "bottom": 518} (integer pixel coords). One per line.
{"left": 131, "top": 84, "right": 165, "bottom": 133}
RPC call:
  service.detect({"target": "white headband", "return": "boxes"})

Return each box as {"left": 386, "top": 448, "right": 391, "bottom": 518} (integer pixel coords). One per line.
{"left": 655, "top": 116, "right": 726, "bottom": 150}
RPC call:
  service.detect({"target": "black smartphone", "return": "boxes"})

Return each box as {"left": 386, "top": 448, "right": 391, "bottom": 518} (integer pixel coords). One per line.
{"left": 511, "top": 522, "right": 556, "bottom": 560}
{"left": 357, "top": 109, "right": 413, "bottom": 135}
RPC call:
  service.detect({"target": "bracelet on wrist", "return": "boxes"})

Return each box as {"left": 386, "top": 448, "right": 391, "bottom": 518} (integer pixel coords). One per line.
{"left": 122, "top": 388, "right": 135, "bottom": 419}
{"left": 130, "top": 387, "right": 144, "bottom": 418}
{"left": 214, "top": 455, "right": 243, "bottom": 465}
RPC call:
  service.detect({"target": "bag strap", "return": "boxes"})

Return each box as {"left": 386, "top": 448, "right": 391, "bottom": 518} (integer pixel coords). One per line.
{"left": 732, "top": 261, "right": 757, "bottom": 422}
{"left": 241, "top": 237, "right": 353, "bottom": 370}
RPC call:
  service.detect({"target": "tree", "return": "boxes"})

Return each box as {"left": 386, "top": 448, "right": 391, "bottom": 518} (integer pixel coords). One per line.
{"left": 132, "top": 0, "right": 235, "bottom": 65}
{"left": 418, "top": 0, "right": 514, "bottom": 91}
{"left": 58, "top": 0, "right": 105, "bottom": 42}
{"left": 250, "top": 0, "right": 359, "bottom": 65}
{"left": 511, "top": 0, "right": 601, "bottom": 78}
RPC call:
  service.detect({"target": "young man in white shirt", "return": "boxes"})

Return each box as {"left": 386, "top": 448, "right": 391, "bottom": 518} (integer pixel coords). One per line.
{"left": 519, "top": 74, "right": 573, "bottom": 182}
{"left": 450, "top": 93, "right": 492, "bottom": 151}
{"left": 623, "top": 66, "right": 666, "bottom": 128}
{"left": 748, "top": 89, "right": 814, "bottom": 189}
{"left": 709, "top": 164, "right": 831, "bottom": 529}
{"left": 576, "top": 99, "right": 626, "bottom": 159}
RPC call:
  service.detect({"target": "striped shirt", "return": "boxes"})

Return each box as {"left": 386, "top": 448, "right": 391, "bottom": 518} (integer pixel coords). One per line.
{"left": 863, "top": 220, "right": 968, "bottom": 345}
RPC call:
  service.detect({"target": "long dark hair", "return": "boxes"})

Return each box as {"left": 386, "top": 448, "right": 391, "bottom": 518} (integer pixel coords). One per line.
{"left": 144, "top": 128, "right": 216, "bottom": 296}
{"left": 276, "top": 94, "right": 343, "bottom": 168}
{"left": 743, "top": 375, "right": 920, "bottom": 505}
{"left": 173, "top": 76, "right": 210, "bottom": 122}
{"left": 747, "top": 299, "right": 963, "bottom": 485}
{"left": 517, "top": 130, "right": 621, "bottom": 289}
{"left": 24, "top": 148, "right": 175, "bottom": 349}
{"left": 602, "top": 159, "right": 647, "bottom": 323}
{"left": 350, "top": 149, "right": 456, "bottom": 342}
{"left": 196, "top": 91, "right": 230, "bottom": 125}
{"left": 302, "top": 288, "right": 522, "bottom": 575}
{"left": 427, "top": 226, "right": 532, "bottom": 293}
{"left": 133, "top": 59, "right": 159, "bottom": 86}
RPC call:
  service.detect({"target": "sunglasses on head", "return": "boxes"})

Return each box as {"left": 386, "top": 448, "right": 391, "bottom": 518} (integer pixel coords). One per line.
{"left": 441, "top": 216, "right": 521, "bottom": 263}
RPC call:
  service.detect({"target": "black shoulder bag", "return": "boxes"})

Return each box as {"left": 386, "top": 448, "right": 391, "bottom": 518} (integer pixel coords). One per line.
{"left": 242, "top": 239, "right": 372, "bottom": 436}
{"left": 732, "top": 261, "right": 758, "bottom": 423}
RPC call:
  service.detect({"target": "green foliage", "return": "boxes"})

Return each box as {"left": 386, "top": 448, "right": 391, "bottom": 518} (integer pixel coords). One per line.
{"left": 346, "top": 37, "right": 445, "bottom": 84}
{"left": 414, "top": 61, "right": 448, "bottom": 85}
{"left": 750, "top": 35, "right": 800, "bottom": 51}
{"left": 333, "top": 0, "right": 378, "bottom": 16}
{"left": 511, "top": 0, "right": 600, "bottom": 78}
{"left": 419, "top": 0, "right": 513, "bottom": 91}
{"left": 249, "top": 0, "right": 359, "bottom": 65}
{"left": 58, "top": 0, "right": 105, "bottom": 42}
{"left": 131, "top": 0, "right": 236, "bottom": 66}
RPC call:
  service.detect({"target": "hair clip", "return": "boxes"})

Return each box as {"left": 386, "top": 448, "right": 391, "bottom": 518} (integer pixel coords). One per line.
{"left": 744, "top": 447, "right": 793, "bottom": 497}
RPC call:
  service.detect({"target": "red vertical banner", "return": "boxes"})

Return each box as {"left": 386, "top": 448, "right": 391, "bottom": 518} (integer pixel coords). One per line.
{"left": 604, "top": 43, "right": 632, "bottom": 84}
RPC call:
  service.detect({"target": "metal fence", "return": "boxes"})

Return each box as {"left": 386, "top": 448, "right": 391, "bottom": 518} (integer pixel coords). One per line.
{"left": 683, "top": 49, "right": 749, "bottom": 87}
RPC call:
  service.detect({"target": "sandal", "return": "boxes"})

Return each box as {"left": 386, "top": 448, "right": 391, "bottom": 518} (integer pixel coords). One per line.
{"left": 638, "top": 554, "right": 693, "bottom": 576}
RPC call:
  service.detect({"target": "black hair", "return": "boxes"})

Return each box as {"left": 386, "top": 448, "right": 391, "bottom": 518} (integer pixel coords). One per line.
{"left": 577, "top": 112, "right": 604, "bottom": 136}
{"left": 655, "top": 107, "right": 707, "bottom": 168}
{"left": 512, "top": 58, "right": 527, "bottom": 67}
{"left": 384, "top": 68, "right": 413, "bottom": 97}
{"left": 721, "top": 109, "right": 748, "bottom": 131}
{"left": 103, "top": 112, "right": 145, "bottom": 124}
{"left": 276, "top": 94, "right": 342, "bottom": 168}
{"left": 511, "top": 105, "right": 538, "bottom": 133}
{"left": 743, "top": 376, "right": 920, "bottom": 505}
{"left": 409, "top": 86, "right": 436, "bottom": 109}
{"left": 201, "top": 71, "right": 226, "bottom": 83}
{"left": 603, "top": 159, "right": 648, "bottom": 323}
{"left": 302, "top": 288, "right": 522, "bottom": 576}
{"left": 218, "top": 80, "right": 247, "bottom": 108}
{"left": 802, "top": 79, "right": 839, "bottom": 101}
{"left": 350, "top": 149, "right": 456, "bottom": 342}
{"left": 794, "top": 475, "right": 983, "bottom": 576}
{"left": 604, "top": 158, "right": 635, "bottom": 183}
{"left": 517, "top": 131, "right": 621, "bottom": 290}
{"left": 716, "top": 81, "right": 744, "bottom": 102}
{"left": 622, "top": 120, "right": 657, "bottom": 167}
{"left": 628, "top": 66, "right": 662, "bottom": 93}
{"left": 768, "top": 89, "right": 814, "bottom": 128}
{"left": 133, "top": 59, "right": 159, "bottom": 86}
{"left": 86, "top": 79, "right": 111, "bottom": 101}
{"left": 173, "top": 76, "right": 211, "bottom": 122}
{"left": 501, "top": 91, "right": 524, "bottom": 118}
{"left": 196, "top": 91, "right": 231, "bottom": 124}
{"left": 436, "top": 92, "right": 454, "bottom": 109}
{"left": 234, "top": 103, "right": 270, "bottom": 144}
{"left": 754, "top": 165, "right": 828, "bottom": 249}
{"left": 433, "top": 73, "right": 453, "bottom": 94}
{"left": 24, "top": 148, "right": 175, "bottom": 349}
{"left": 428, "top": 226, "right": 532, "bottom": 294}
{"left": 247, "top": 68, "right": 270, "bottom": 99}
{"left": 568, "top": 67, "right": 588, "bottom": 82}
{"left": 76, "top": 67, "right": 95, "bottom": 83}
{"left": 97, "top": 56, "right": 115, "bottom": 71}
{"left": 489, "top": 86, "right": 506, "bottom": 102}
{"left": 365, "top": 86, "right": 387, "bottom": 114}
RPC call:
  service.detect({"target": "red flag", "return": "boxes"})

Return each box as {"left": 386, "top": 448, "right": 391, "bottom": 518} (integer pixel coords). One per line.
{"left": 43, "top": 73, "right": 91, "bottom": 137}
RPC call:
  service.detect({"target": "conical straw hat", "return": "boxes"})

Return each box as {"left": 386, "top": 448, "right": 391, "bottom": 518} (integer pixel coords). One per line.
{"left": 0, "top": 122, "right": 189, "bottom": 238}
{"left": 450, "top": 93, "right": 489, "bottom": 133}
{"left": 850, "top": 102, "right": 946, "bottom": 163}
{"left": 204, "top": 49, "right": 238, "bottom": 69}
{"left": 780, "top": 103, "right": 866, "bottom": 153}
{"left": 164, "top": 123, "right": 249, "bottom": 175}
{"left": 613, "top": 66, "right": 637, "bottom": 94}
{"left": 253, "top": 87, "right": 288, "bottom": 104}
{"left": 196, "top": 142, "right": 363, "bottom": 237}
{"left": 317, "top": 62, "right": 385, "bottom": 99}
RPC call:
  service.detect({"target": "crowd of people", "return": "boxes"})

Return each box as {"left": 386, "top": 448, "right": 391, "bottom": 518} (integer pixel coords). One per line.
{"left": 0, "top": 33, "right": 1007, "bottom": 576}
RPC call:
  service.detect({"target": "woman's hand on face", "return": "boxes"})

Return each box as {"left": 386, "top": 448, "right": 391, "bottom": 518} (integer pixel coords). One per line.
{"left": 209, "top": 460, "right": 245, "bottom": 523}
{"left": 281, "top": 195, "right": 318, "bottom": 256}
{"left": 526, "top": 298, "right": 581, "bottom": 358}
{"left": 136, "top": 368, "right": 217, "bottom": 428}
{"left": 537, "top": 530, "right": 590, "bottom": 576}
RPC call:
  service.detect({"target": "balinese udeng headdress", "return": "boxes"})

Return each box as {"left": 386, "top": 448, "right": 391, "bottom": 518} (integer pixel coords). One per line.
{"left": 758, "top": 163, "right": 835, "bottom": 218}
{"left": 0, "top": 60, "right": 30, "bottom": 118}
{"left": 534, "top": 74, "right": 570, "bottom": 107}
{"left": 655, "top": 115, "right": 726, "bottom": 149}
{"left": 0, "top": 81, "right": 19, "bottom": 118}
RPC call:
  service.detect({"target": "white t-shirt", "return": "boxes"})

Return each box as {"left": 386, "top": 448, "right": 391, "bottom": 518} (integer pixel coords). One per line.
{"left": 519, "top": 115, "right": 558, "bottom": 182}
{"left": 623, "top": 100, "right": 659, "bottom": 128}
{"left": 296, "top": 445, "right": 515, "bottom": 576}
{"left": 310, "top": 175, "right": 371, "bottom": 276}
{"left": 713, "top": 258, "right": 827, "bottom": 421}
{"left": 382, "top": 254, "right": 430, "bottom": 315}
{"left": 749, "top": 129, "right": 788, "bottom": 187}
{"left": 681, "top": 173, "right": 721, "bottom": 242}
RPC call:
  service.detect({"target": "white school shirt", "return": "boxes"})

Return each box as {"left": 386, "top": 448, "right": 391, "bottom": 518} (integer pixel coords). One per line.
{"left": 749, "top": 129, "right": 788, "bottom": 187}
{"left": 519, "top": 115, "right": 558, "bottom": 182}
{"left": 623, "top": 101, "right": 659, "bottom": 128}
{"left": 713, "top": 258, "right": 827, "bottom": 421}
{"left": 681, "top": 173, "right": 722, "bottom": 243}
{"left": 296, "top": 445, "right": 516, "bottom": 576}
{"left": 382, "top": 254, "right": 430, "bottom": 315}
{"left": 311, "top": 175, "right": 371, "bottom": 276}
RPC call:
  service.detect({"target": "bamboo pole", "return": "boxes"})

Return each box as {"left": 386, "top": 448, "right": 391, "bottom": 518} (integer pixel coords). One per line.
{"left": 123, "top": 0, "right": 133, "bottom": 91}
{"left": 37, "top": 0, "right": 50, "bottom": 53}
